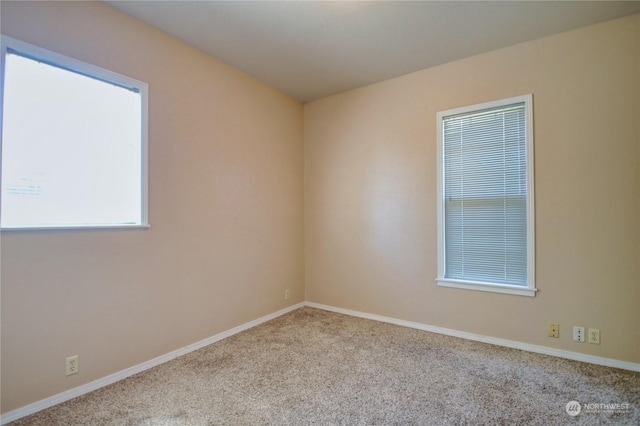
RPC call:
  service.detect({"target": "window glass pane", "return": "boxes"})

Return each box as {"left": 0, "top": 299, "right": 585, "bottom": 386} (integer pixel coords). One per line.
{"left": 1, "top": 49, "right": 144, "bottom": 228}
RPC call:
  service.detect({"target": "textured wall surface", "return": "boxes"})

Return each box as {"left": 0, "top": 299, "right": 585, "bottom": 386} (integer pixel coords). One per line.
{"left": 1, "top": 1, "right": 304, "bottom": 413}
{"left": 305, "top": 15, "right": 639, "bottom": 364}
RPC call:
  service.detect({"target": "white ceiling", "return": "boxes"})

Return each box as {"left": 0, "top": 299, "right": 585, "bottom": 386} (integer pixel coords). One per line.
{"left": 105, "top": 1, "right": 640, "bottom": 103}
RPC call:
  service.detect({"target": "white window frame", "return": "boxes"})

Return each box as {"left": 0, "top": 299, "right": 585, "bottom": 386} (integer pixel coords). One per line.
{"left": 436, "top": 95, "right": 535, "bottom": 297}
{"left": 0, "top": 35, "right": 149, "bottom": 230}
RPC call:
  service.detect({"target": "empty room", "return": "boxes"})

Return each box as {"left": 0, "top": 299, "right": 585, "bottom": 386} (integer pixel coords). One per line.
{"left": 1, "top": 1, "right": 639, "bottom": 424}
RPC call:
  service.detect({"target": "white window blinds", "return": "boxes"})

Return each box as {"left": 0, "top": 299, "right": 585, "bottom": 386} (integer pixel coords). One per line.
{"left": 442, "top": 101, "right": 528, "bottom": 287}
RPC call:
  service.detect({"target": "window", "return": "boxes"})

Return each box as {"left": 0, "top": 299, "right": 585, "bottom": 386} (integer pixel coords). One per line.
{"left": 1, "top": 36, "right": 148, "bottom": 230}
{"left": 436, "top": 95, "right": 535, "bottom": 296}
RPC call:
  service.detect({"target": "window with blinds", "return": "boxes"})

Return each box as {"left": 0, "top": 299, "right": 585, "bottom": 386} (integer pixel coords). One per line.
{"left": 436, "top": 95, "right": 535, "bottom": 296}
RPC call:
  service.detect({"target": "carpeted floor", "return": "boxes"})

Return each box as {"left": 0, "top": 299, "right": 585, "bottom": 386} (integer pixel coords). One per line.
{"left": 9, "top": 307, "right": 640, "bottom": 425}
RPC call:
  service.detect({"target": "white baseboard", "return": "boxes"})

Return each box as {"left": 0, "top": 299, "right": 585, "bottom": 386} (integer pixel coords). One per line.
{"left": 0, "top": 302, "right": 305, "bottom": 425}
{"left": 305, "top": 302, "right": 640, "bottom": 373}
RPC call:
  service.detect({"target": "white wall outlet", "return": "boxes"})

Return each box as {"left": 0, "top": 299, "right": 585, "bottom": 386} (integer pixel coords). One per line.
{"left": 588, "top": 328, "right": 600, "bottom": 344}
{"left": 572, "top": 326, "right": 585, "bottom": 342}
{"left": 66, "top": 355, "right": 79, "bottom": 376}
{"left": 548, "top": 323, "right": 559, "bottom": 338}
{"left": 285, "top": 289, "right": 290, "bottom": 300}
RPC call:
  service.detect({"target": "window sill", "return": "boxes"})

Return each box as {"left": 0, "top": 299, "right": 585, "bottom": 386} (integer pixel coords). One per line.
{"left": 437, "top": 278, "right": 536, "bottom": 297}
{"left": 1, "top": 224, "right": 151, "bottom": 232}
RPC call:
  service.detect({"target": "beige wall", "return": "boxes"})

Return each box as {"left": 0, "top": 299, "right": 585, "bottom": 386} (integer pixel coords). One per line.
{"left": 305, "top": 15, "right": 640, "bottom": 363}
{"left": 1, "top": 1, "right": 304, "bottom": 413}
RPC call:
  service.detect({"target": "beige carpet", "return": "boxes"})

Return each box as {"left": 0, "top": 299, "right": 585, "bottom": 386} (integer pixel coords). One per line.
{"left": 9, "top": 307, "right": 640, "bottom": 425}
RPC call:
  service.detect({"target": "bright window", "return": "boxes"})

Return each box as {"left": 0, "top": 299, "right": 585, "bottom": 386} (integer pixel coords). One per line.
{"left": 1, "top": 36, "right": 148, "bottom": 230}
{"left": 436, "top": 95, "right": 535, "bottom": 296}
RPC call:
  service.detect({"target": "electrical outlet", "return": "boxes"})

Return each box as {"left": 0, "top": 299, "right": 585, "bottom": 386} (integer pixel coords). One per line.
{"left": 588, "top": 328, "right": 600, "bottom": 344}
{"left": 285, "top": 289, "right": 290, "bottom": 300}
{"left": 548, "top": 323, "right": 559, "bottom": 338}
{"left": 66, "top": 355, "right": 79, "bottom": 376}
{"left": 573, "top": 326, "right": 585, "bottom": 342}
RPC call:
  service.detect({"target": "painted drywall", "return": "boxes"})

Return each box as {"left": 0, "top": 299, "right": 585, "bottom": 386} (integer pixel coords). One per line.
{"left": 305, "top": 14, "right": 640, "bottom": 364}
{"left": 0, "top": 1, "right": 304, "bottom": 413}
